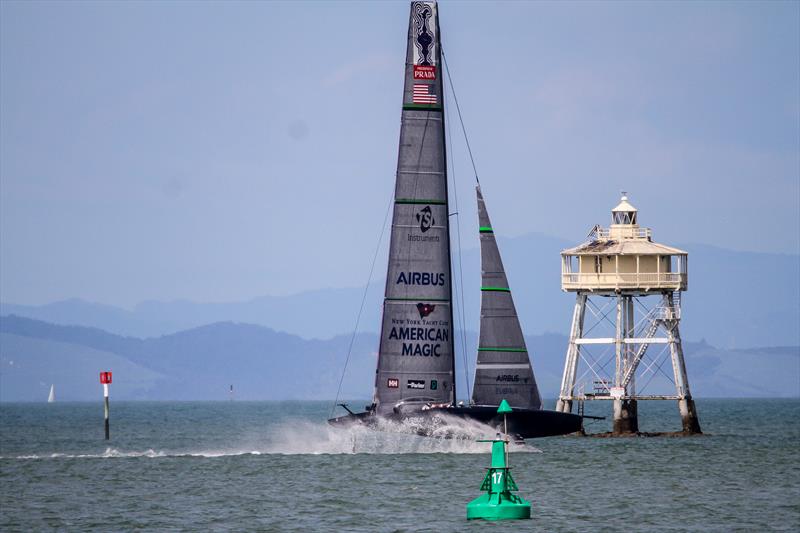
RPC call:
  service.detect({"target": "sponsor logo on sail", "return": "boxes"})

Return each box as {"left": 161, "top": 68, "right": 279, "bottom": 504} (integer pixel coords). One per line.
{"left": 389, "top": 326, "right": 447, "bottom": 341}
{"left": 387, "top": 378, "right": 399, "bottom": 389}
{"left": 389, "top": 323, "right": 448, "bottom": 357}
{"left": 408, "top": 206, "right": 440, "bottom": 243}
{"left": 416, "top": 303, "right": 436, "bottom": 318}
{"left": 407, "top": 233, "right": 440, "bottom": 243}
{"left": 395, "top": 272, "right": 445, "bottom": 286}
{"left": 412, "top": 2, "right": 435, "bottom": 67}
{"left": 416, "top": 206, "right": 435, "bottom": 232}
{"left": 407, "top": 379, "right": 425, "bottom": 389}
{"left": 496, "top": 375, "right": 520, "bottom": 382}
{"left": 413, "top": 65, "right": 436, "bottom": 80}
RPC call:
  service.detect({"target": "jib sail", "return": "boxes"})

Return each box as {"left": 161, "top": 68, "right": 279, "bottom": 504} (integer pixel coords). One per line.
{"left": 471, "top": 186, "right": 542, "bottom": 409}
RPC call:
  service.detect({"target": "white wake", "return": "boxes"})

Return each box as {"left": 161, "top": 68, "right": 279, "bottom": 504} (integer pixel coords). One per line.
{"left": 1, "top": 415, "right": 542, "bottom": 459}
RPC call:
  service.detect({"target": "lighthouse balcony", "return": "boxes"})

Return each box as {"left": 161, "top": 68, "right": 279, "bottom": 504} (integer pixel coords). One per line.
{"left": 596, "top": 226, "right": 652, "bottom": 240}
{"left": 561, "top": 272, "right": 687, "bottom": 292}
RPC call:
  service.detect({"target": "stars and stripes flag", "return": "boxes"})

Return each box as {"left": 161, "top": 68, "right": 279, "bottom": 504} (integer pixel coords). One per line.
{"left": 412, "top": 84, "right": 437, "bottom": 104}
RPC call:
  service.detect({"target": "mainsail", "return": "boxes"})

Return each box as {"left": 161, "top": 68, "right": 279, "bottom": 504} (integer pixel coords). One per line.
{"left": 373, "top": 1, "right": 454, "bottom": 415}
{"left": 48, "top": 384, "right": 55, "bottom": 403}
{"left": 472, "top": 186, "right": 542, "bottom": 409}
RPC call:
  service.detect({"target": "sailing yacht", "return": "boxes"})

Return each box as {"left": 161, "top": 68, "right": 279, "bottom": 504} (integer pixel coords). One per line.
{"left": 47, "top": 384, "right": 55, "bottom": 403}
{"left": 328, "top": 1, "right": 582, "bottom": 439}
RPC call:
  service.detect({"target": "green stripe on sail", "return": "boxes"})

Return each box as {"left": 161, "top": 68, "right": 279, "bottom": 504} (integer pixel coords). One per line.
{"left": 477, "top": 347, "right": 528, "bottom": 352}
{"left": 395, "top": 199, "right": 446, "bottom": 205}
{"left": 403, "top": 104, "right": 443, "bottom": 111}
{"left": 386, "top": 297, "right": 449, "bottom": 302}
{"left": 481, "top": 287, "right": 510, "bottom": 292}
{"left": 479, "top": 226, "right": 494, "bottom": 233}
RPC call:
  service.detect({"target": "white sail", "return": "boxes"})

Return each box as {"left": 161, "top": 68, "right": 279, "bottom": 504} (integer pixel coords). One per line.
{"left": 47, "top": 384, "right": 55, "bottom": 403}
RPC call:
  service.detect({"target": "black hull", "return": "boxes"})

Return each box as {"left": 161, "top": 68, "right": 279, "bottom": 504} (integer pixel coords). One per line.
{"left": 327, "top": 405, "right": 582, "bottom": 439}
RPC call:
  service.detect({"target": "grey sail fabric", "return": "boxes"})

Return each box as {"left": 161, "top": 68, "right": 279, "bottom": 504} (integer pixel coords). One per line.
{"left": 472, "top": 186, "right": 542, "bottom": 410}
{"left": 373, "top": 1, "right": 455, "bottom": 415}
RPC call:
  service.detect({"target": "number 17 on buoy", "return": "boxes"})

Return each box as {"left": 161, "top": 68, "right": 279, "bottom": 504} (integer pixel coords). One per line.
{"left": 100, "top": 371, "right": 112, "bottom": 440}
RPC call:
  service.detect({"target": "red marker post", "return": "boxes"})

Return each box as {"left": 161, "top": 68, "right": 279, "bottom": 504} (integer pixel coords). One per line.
{"left": 100, "top": 371, "right": 112, "bottom": 440}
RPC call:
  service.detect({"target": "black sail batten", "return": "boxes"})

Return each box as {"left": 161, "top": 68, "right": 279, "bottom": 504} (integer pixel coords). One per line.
{"left": 471, "top": 186, "right": 542, "bottom": 410}
{"left": 373, "top": 1, "right": 454, "bottom": 415}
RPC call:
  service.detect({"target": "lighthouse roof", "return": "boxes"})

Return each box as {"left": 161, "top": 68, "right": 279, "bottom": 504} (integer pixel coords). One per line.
{"left": 562, "top": 239, "right": 687, "bottom": 256}
{"left": 612, "top": 194, "right": 637, "bottom": 213}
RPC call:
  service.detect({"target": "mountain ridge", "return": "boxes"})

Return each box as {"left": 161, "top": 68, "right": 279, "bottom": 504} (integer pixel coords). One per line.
{"left": 1, "top": 315, "right": 797, "bottom": 403}
{"left": 2, "top": 234, "right": 798, "bottom": 347}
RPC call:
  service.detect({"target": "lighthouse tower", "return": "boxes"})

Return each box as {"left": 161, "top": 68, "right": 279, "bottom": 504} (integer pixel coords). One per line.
{"left": 555, "top": 194, "right": 701, "bottom": 435}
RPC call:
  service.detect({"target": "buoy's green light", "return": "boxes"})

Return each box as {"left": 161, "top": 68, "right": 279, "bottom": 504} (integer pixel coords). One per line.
{"left": 466, "top": 400, "right": 532, "bottom": 521}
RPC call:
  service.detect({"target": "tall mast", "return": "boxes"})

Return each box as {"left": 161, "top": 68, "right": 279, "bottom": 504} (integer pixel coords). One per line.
{"left": 373, "top": 1, "right": 454, "bottom": 414}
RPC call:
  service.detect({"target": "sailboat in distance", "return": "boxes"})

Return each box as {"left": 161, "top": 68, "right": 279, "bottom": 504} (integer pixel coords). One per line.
{"left": 47, "top": 384, "right": 55, "bottom": 403}
{"left": 328, "top": 1, "right": 582, "bottom": 439}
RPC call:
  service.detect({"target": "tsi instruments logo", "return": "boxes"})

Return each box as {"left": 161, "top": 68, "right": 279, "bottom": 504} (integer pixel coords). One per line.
{"left": 416, "top": 206, "right": 435, "bottom": 232}
{"left": 408, "top": 206, "right": 440, "bottom": 243}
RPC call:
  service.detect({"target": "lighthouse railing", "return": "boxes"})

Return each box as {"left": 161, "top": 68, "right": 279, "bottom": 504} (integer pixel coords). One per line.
{"left": 561, "top": 272, "right": 686, "bottom": 291}
{"left": 596, "top": 227, "right": 652, "bottom": 240}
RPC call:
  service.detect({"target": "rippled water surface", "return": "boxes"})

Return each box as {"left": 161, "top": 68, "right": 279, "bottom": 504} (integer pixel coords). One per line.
{"left": 1, "top": 399, "right": 798, "bottom": 531}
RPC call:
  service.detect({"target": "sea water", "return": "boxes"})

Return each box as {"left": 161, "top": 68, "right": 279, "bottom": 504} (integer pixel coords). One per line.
{"left": 1, "top": 399, "right": 798, "bottom": 531}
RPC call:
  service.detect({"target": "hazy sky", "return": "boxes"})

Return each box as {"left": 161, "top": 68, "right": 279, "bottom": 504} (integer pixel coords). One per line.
{"left": 1, "top": 1, "right": 798, "bottom": 307}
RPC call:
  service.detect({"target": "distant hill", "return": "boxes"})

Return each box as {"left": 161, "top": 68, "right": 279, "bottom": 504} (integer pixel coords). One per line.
{"left": 2, "top": 234, "right": 797, "bottom": 348}
{"left": 0, "top": 315, "right": 376, "bottom": 402}
{"left": 1, "top": 315, "right": 797, "bottom": 402}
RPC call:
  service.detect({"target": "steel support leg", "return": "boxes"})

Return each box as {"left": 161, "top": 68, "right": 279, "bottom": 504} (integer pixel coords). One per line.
{"left": 667, "top": 292, "right": 702, "bottom": 434}
{"left": 612, "top": 398, "right": 639, "bottom": 435}
{"left": 613, "top": 295, "right": 639, "bottom": 434}
{"left": 556, "top": 294, "right": 586, "bottom": 413}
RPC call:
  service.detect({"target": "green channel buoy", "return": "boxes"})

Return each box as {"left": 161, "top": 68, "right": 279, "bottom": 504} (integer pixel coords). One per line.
{"left": 466, "top": 400, "right": 532, "bottom": 521}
